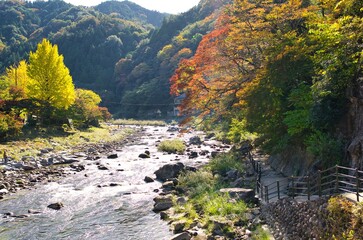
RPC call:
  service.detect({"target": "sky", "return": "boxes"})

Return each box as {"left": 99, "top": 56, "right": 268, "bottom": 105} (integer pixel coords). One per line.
{"left": 62, "top": 0, "right": 201, "bottom": 14}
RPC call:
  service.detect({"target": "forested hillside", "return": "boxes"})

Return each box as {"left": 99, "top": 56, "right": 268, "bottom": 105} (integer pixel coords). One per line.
{"left": 0, "top": 0, "right": 229, "bottom": 118}
{"left": 0, "top": 0, "right": 168, "bottom": 114}
{"left": 114, "top": 0, "right": 232, "bottom": 117}
{"left": 171, "top": 0, "right": 363, "bottom": 172}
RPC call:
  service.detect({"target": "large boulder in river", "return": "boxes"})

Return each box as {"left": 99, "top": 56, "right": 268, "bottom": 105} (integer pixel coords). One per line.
{"left": 189, "top": 136, "right": 202, "bottom": 145}
{"left": 144, "top": 176, "right": 154, "bottom": 183}
{"left": 98, "top": 164, "right": 109, "bottom": 170}
{"left": 47, "top": 202, "right": 64, "bottom": 210}
{"left": 107, "top": 153, "right": 118, "bottom": 159}
{"left": 154, "top": 163, "right": 185, "bottom": 181}
{"left": 139, "top": 150, "right": 151, "bottom": 159}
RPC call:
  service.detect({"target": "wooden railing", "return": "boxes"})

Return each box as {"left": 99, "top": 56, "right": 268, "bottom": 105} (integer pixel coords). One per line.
{"left": 251, "top": 155, "right": 363, "bottom": 203}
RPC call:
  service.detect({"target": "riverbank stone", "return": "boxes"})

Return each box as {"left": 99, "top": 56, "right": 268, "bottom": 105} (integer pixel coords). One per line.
{"left": 155, "top": 163, "right": 185, "bottom": 181}
{"left": 171, "top": 220, "right": 187, "bottom": 233}
{"left": 153, "top": 195, "right": 173, "bottom": 212}
{"left": 219, "top": 188, "right": 256, "bottom": 203}
{"left": 153, "top": 201, "right": 173, "bottom": 212}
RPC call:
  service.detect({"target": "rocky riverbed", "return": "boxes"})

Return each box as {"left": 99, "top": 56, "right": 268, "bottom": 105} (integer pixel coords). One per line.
{"left": 0, "top": 125, "right": 232, "bottom": 239}
{"left": 0, "top": 127, "right": 138, "bottom": 200}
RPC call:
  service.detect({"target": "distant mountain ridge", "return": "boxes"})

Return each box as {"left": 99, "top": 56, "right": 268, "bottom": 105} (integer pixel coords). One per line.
{"left": 0, "top": 0, "right": 231, "bottom": 118}
{"left": 95, "top": 1, "right": 169, "bottom": 27}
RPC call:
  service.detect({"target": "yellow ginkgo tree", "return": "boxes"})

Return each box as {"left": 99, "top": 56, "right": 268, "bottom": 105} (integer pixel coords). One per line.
{"left": 26, "top": 38, "right": 76, "bottom": 122}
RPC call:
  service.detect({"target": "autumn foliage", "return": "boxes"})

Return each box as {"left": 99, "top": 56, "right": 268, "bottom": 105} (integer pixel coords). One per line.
{"left": 170, "top": 0, "right": 362, "bottom": 166}
{"left": 0, "top": 38, "right": 111, "bottom": 139}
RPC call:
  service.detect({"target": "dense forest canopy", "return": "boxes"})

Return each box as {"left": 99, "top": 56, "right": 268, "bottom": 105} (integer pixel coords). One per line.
{"left": 171, "top": 0, "right": 363, "bottom": 169}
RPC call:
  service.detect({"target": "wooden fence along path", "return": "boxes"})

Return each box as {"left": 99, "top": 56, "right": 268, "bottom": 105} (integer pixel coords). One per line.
{"left": 249, "top": 153, "right": 363, "bottom": 203}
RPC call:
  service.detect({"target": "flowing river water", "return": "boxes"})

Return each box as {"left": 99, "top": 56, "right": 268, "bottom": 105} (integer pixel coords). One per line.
{"left": 0, "top": 126, "right": 223, "bottom": 240}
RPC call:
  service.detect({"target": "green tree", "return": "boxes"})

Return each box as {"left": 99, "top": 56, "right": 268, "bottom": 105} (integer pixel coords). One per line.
{"left": 26, "top": 38, "right": 75, "bottom": 122}
{"left": 3, "top": 60, "right": 29, "bottom": 100}
{"left": 69, "top": 88, "right": 111, "bottom": 127}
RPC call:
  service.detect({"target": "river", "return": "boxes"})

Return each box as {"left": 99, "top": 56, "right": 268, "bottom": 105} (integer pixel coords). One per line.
{"left": 0, "top": 125, "right": 221, "bottom": 240}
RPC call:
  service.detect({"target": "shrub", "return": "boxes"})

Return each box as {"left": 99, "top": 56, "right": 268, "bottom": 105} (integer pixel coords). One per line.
{"left": 157, "top": 139, "right": 186, "bottom": 154}
{"left": 208, "top": 152, "right": 244, "bottom": 176}
{"left": 0, "top": 113, "right": 23, "bottom": 141}
{"left": 227, "top": 118, "right": 256, "bottom": 144}
{"left": 178, "top": 170, "right": 216, "bottom": 197}
{"left": 305, "top": 131, "right": 344, "bottom": 167}
{"left": 326, "top": 196, "right": 360, "bottom": 239}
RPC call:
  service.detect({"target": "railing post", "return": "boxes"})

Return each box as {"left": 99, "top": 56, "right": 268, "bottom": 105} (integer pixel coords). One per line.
{"left": 335, "top": 165, "right": 339, "bottom": 193}
{"left": 258, "top": 163, "right": 262, "bottom": 182}
{"left": 277, "top": 181, "right": 280, "bottom": 200}
{"left": 318, "top": 170, "right": 322, "bottom": 198}
{"left": 356, "top": 168, "right": 360, "bottom": 202}
{"left": 265, "top": 185, "right": 269, "bottom": 203}
{"left": 307, "top": 176, "right": 311, "bottom": 201}
{"left": 291, "top": 177, "right": 295, "bottom": 199}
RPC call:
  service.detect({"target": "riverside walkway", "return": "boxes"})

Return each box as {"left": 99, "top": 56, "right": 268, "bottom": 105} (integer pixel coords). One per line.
{"left": 252, "top": 153, "right": 363, "bottom": 203}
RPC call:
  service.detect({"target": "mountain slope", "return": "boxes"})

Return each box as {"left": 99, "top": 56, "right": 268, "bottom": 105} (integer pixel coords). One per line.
{"left": 113, "top": 0, "right": 232, "bottom": 118}
{"left": 95, "top": 1, "right": 168, "bottom": 27}
{"left": 0, "top": 0, "right": 164, "bottom": 99}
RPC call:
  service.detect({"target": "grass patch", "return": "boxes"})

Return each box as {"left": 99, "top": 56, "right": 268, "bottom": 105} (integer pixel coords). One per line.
{"left": 0, "top": 123, "right": 134, "bottom": 161}
{"left": 157, "top": 139, "right": 186, "bottom": 154}
{"left": 174, "top": 168, "right": 248, "bottom": 235}
{"left": 173, "top": 201, "right": 198, "bottom": 228}
{"left": 252, "top": 226, "right": 271, "bottom": 240}
{"left": 173, "top": 190, "right": 247, "bottom": 235}
{"left": 201, "top": 192, "right": 247, "bottom": 218}
{"left": 111, "top": 119, "right": 167, "bottom": 126}
{"left": 178, "top": 170, "right": 217, "bottom": 197}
